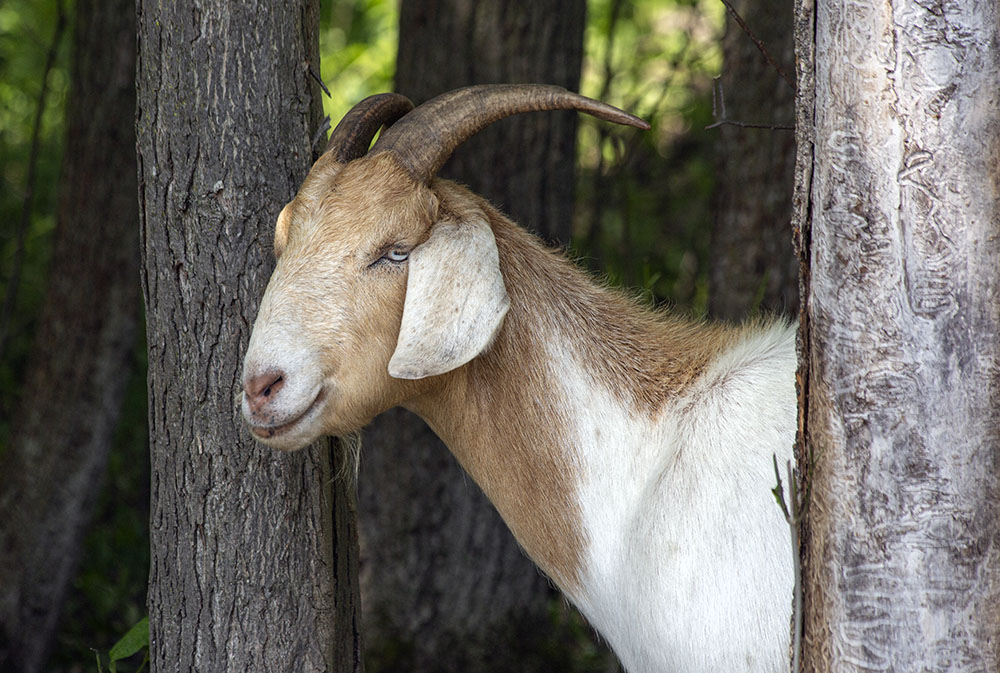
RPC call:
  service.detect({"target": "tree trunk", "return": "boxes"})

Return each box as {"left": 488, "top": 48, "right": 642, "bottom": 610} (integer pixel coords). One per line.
{"left": 136, "top": 2, "right": 362, "bottom": 671}
{"left": 396, "top": 1, "right": 585, "bottom": 245}
{"left": 795, "top": 0, "right": 1000, "bottom": 669}
{"left": 358, "top": 3, "right": 596, "bottom": 672}
{"left": 710, "top": 0, "right": 798, "bottom": 320}
{"left": 0, "top": 0, "right": 138, "bottom": 670}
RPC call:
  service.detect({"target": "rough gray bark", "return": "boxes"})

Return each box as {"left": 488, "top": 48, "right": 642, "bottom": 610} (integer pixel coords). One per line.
{"left": 0, "top": 0, "right": 138, "bottom": 670}
{"left": 136, "top": 2, "right": 362, "bottom": 671}
{"left": 795, "top": 0, "right": 1000, "bottom": 669}
{"left": 358, "top": 2, "right": 597, "bottom": 672}
{"left": 710, "top": 0, "right": 798, "bottom": 319}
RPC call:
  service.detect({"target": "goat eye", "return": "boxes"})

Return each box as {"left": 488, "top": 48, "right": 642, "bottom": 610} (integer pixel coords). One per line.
{"left": 385, "top": 249, "right": 409, "bottom": 263}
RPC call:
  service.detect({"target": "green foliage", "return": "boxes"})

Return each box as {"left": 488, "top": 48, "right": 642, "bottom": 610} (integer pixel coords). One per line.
{"left": 0, "top": 0, "right": 71, "bottom": 445}
{"left": 95, "top": 616, "right": 149, "bottom": 673}
{"left": 318, "top": 0, "right": 398, "bottom": 125}
{"left": 575, "top": 0, "right": 725, "bottom": 313}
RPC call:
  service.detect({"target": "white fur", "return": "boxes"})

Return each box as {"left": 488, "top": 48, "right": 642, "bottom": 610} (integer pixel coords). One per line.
{"left": 553, "top": 325, "right": 796, "bottom": 673}
{"left": 241, "top": 264, "right": 336, "bottom": 451}
{"left": 242, "top": 180, "right": 797, "bottom": 671}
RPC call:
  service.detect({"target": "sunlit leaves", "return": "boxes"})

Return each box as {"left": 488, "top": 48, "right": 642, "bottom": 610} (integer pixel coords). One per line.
{"left": 319, "top": 0, "right": 398, "bottom": 126}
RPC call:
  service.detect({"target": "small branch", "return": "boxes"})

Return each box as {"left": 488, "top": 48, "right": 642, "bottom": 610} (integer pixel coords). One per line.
{"left": 709, "top": 78, "right": 794, "bottom": 132}
{"left": 773, "top": 455, "right": 804, "bottom": 673}
{"left": 308, "top": 62, "right": 331, "bottom": 98}
{"left": 706, "top": 120, "right": 794, "bottom": 132}
{"left": 584, "top": 0, "right": 625, "bottom": 261}
{"left": 311, "top": 115, "right": 331, "bottom": 151}
{"left": 771, "top": 454, "right": 790, "bottom": 518}
{"left": 719, "top": 0, "right": 794, "bottom": 90}
{"left": 712, "top": 75, "right": 727, "bottom": 121}
{"left": 787, "top": 460, "right": 803, "bottom": 673}
{"left": 0, "top": 0, "right": 67, "bottom": 363}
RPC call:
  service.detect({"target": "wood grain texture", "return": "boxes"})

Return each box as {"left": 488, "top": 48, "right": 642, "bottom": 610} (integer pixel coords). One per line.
{"left": 136, "top": 2, "right": 361, "bottom": 671}
{"left": 798, "top": 0, "right": 1000, "bottom": 669}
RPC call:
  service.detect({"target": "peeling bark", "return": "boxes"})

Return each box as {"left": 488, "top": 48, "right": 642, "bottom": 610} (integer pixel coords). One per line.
{"left": 136, "top": 2, "right": 361, "bottom": 671}
{"left": 796, "top": 0, "right": 1000, "bottom": 669}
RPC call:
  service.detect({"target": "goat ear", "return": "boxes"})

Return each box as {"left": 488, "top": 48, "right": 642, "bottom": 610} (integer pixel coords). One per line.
{"left": 388, "top": 216, "right": 509, "bottom": 379}
{"left": 274, "top": 203, "right": 292, "bottom": 259}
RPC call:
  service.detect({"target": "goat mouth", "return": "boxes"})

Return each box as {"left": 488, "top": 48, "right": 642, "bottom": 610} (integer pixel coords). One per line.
{"left": 249, "top": 388, "right": 326, "bottom": 440}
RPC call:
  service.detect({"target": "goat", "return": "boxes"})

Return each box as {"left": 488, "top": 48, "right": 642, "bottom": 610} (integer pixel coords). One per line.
{"left": 241, "top": 85, "right": 795, "bottom": 673}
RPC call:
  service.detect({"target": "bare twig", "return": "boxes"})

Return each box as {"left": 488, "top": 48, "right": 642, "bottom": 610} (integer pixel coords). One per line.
{"left": 712, "top": 74, "right": 727, "bottom": 120}
{"left": 788, "top": 460, "right": 803, "bottom": 673}
{"left": 709, "top": 78, "right": 794, "bottom": 132}
{"left": 772, "top": 455, "right": 804, "bottom": 673}
{"left": 311, "top": 115, "right": 331, "bottom": 151}
{"left": 719, "top": 0, "right": 794, "bottom": 89}
{"left": 0, "top": 0, "right": 67, "bottom": 363}
{"left": 584, "top": 0, "right": 625, "bottom": 260}
{"left": 706, "top": 120, "right": 794, "bottom": 131}
{"left": 308, "top": 62, "right": 331, "bottom": 98}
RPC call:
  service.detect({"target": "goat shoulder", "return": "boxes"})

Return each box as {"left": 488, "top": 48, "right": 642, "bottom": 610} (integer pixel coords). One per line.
{"left": 408, "top": 184, "right": 795, "bottom": 672}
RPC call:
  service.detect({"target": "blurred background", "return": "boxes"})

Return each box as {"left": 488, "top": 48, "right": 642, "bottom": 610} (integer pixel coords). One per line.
{"left": 0, "top": 0, "right": 794, "bottom": 670}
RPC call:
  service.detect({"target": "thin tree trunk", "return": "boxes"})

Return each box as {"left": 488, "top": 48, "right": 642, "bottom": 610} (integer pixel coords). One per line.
{"left": 358, "top": 3, "right": 595, "bottom": 672}
{"left": 0, "top": 0, "right": 137, "bottom": 670}
{"left": 710, "top": 0, "right": 797, "bottom": 319}
{"left": 795, "top": 0, "right": 1000, "bottom": 669}
{"left": 136, "top": 2, "right": 362, "bottom": 671}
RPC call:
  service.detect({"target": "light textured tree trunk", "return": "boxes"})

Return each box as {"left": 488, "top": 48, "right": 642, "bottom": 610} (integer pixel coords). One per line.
{"left": 357, "top": 3, "right": 598, "bottom": 672}
{"left": 136, "top": 2, "right": 362, "bottom": 671}
{"left": 0, "top": 0, "right": 137, "bottom": 670}
{"left": 795, "top": 0, "right": 1000, "bottom": 669}
{"left": 710, "top": 0, "right": 798, "bottom": 319}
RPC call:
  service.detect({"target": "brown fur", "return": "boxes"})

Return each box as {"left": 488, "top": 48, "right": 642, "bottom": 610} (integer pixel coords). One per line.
{"left": 261, "top": 155, "right": 744, "bottom": 592}
{"left": 405, "top": 183, "right": 740, "bottom": 591}
{"left": 433, "top": 182, "right": 739, "bottom": 415}
{"left": 262, "top": 154, "right": 441, "bottom": 436}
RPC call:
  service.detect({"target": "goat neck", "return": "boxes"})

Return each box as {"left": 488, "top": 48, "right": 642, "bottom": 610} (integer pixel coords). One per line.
{"left": 403, "top": 181, "right": 796, "bottom": 673}
{"left": 405, "top": 182, "right": 733, "bottom": 594}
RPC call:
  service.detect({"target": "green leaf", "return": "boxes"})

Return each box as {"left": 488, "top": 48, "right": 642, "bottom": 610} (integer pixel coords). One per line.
{"left": 108, "top": 616, "right": 149, "bottom": 672}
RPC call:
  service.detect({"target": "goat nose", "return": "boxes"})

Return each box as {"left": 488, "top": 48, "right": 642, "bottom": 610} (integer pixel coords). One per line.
{"left": 244, "top": 370, "right": 285, "bottom": 413}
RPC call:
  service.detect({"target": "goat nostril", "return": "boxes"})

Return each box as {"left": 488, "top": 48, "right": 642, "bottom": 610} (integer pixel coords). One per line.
{"left": 263, "top": 376, "right": 283, "bottom": 398}
{"left": 245, "top": 370, "right": 286, "bottom": 410}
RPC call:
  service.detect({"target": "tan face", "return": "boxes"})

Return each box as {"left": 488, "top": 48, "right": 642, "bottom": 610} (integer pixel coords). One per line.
{"left": 241, "top": 153, "right": 437, "bottom": 450}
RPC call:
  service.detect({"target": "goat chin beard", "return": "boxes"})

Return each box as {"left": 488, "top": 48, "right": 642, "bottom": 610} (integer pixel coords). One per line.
{"left": 248, "top": 426, "right": 318, "bottom": 452}
{"left": 246, "top": 420, "right": 362, "bottom": 485}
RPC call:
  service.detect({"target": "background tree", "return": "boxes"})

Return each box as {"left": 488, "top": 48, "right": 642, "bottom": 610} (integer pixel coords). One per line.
{"left": 136, "top": 1, "right": 361, "bottom": 671}
{"left": 710, "top": 0, "right": 797, "bottom": 319}
{"left": 795, "top": 0, "right": 1000, "bottom": 668}
{"left": 357, "top": 2, "right": 605, "bottom": 672}
{"left": 0, "top": 0, "right": 742, "bottom": 669}
{"left": 0, "top": 0, "right": 139, "bottom": 670}
{"left": 574, "top": 0, "right": 723, "bottom": 312}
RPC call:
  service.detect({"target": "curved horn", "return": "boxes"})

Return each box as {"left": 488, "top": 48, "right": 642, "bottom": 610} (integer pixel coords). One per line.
{"left": 326, "top": 93, "right": 415, "bottom": 162}
{"left": 370, "top": 84, "right": 650, "bottom": 184}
